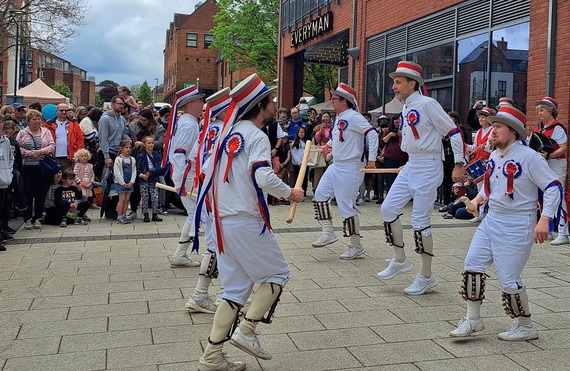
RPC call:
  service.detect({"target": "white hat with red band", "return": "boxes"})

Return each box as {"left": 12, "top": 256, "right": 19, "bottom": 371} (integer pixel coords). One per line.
{"left": 476, "top": 107, "right": 496, "bottom": 117}
{"left": 487, "top": 105, "right": 527, "bottom": 139}
{"left": 331, "top": 82, "right": 359, "bottom": 111}
{"left": 535, "top": 96, "right": 558, "bottom": 117}
{"left": 389, "top": 61, "right": 424, "bottom": 86}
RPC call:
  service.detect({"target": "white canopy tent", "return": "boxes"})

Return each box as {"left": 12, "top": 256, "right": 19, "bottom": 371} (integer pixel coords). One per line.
{"left": 310, "top": 100, "right": 334, "bottom": 113}
{"left": 15, "top": 79, "right": 69, "bottom": 106}
{"left": 368, "top": 97, "right": 404, "bottom": 118}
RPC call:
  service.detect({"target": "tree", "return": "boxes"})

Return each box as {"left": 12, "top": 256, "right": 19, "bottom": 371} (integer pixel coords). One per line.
{"left": 99, "top": 85, "right": 119, "bottom": 103}
{"left": 129, "top": 84, "right": 141, "bottom": 99}
{"left": 0, "top": 0, "right": 89, "bottom": 55}
{"left": 98, "top": 80, "right": 119, "bottom": 87}
{"left": 303, "top": 64, "right": 338, "bottom": 103}
{"left": 95, "top": 93, "right": 103, "bottom": 108}
{"left": 210, "top": 0, "right": 279, "bottom": 83}
{"left": 52, "top": 83, "right": 72, "bottom": 100}
{"left": 138, "top": 81, "right": 153, "bottom": 106}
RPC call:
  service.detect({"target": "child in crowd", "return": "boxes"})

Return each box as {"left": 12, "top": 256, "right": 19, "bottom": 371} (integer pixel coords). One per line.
{"left": 0, "top": 117, "right": 14, "bottom": 251}
{"left": 136, "top": 136, "right": 164, "bottom": 222}
{"left": 55, "top": 170, "right": 90, "bottom": 227}
{"left": 113, "top": 139, "right": 136, "bottom": 224}
{"left": 73, "top": 148, "right": 97, "bottom": 208}
{"left": 1, "top": 117, "right": 22, "bottom": 239}
{"left": 289, "top": 126, "right": 308, "bottom": 195}
{"left": 43, "top": 170, "right": 63, "bottom": 225}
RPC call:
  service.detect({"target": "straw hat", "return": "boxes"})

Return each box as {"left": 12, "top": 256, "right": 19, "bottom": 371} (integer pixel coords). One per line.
{"left": 389, "top": 61, "right": 424, "bottom": 86}
{"left": 331, "top": 82, "right": 359, "bottom": 111}
{"left": 177, "top": 85, "right": 205, "bottom": 107}
{"left": 486, "top": 105, "right": 527, "bottom": 139}
{"left": 535, "top": 96, "right": 558, "bottom": 118}
{"left": 230, "top": 74, "right": 274, "bottom": 120}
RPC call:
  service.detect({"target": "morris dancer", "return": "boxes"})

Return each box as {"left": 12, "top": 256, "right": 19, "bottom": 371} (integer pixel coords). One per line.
{"left": 196, "top": 74, "right": 303, "bottom": 370}
{"left": 465, "top": 106, "right": 495, "bottom": 222}
{"left": 311, "top": 83, "right": 378, "bottom": 260}
{"left": 184, "top": 88, "right": 231, "bottom": 314}
{"left": 533, "top": 97, "right": 569, "bottom": 246}
{"left": 450, "top": 105, "right": 563, "bottom": 341}
{"left": 162, "top": 85, "right": 204, "bottom": 267}
{"left": 377, "top": 61, "right": 465, "bottom": 295}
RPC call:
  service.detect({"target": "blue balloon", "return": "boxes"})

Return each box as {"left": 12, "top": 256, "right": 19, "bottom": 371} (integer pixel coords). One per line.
{"left": 42, "top": 104, "right": 57, "bottom": 121}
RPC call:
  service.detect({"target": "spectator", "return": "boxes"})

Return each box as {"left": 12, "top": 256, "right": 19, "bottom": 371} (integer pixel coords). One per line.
{"left": 74, "top": 106, "right": 89, "bottom": 123}
{"left": 16, "top": 109, "right": 56, "bottom": 230}
{"left": 289, "top": 127, "right": 309, "bottom": 195}
{"left": 55, "top": 170, "right": 90, "bottom": 227}
{"left": 157, "top": 106, "right": 171, "bottom": 131}
{"left": 97, "top": 96, "right": 126, "bottom": 175}
{"left": 1, "top": 117, "right": 23, "bottom": 236}
{"left": 29, "top": 102, "right": 42, "bottom": 112}
{"left": 136, "top": 136, "right": 163, "bottom": 222}
{"left": 118, "top": 86, "right": 139, "bottom": 115}
{"left": 79, "top": 108, "right": 103, "bottom": 161}
{"left": 113, "top": 140, "right": 137, "bottom": 224}
{"left": 286, "top": 107, "right": 307, "bottom": 142}
{"left": 312, "top": 112, "right": 332, "bottom": 192}
{"left": 379, "top": 114, "right": 408, "bottom": 195}
{"left": 0, "top": 115, "right": 14, "bottom": 251}
{"left": 43, "top": 170, "right": 63, "bottom": 225}
{"left": 45, "top": 103, "right": 84, "bottom": 170}
{"left": 73, "top": 148, "right": 96, "bottom": 207}
{"left": 0, "top": 105, "right": 16, "bottom": 117}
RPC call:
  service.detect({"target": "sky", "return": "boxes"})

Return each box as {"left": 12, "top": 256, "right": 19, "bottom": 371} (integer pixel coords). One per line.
{"left": 61, "top": 0, "right": 204, "bottom": 88}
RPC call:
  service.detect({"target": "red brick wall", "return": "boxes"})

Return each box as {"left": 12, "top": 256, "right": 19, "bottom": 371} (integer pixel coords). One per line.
{"left": 81, "top": 80, "right": 95, "bottom": 106}
{"left": 163, "top": 0, "right": 219, "bottom": 103}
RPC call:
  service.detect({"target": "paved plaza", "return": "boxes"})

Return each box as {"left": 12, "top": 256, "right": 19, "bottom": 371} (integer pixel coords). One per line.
{"left": 1, "top": 199, "right": 569, "bottom": 370}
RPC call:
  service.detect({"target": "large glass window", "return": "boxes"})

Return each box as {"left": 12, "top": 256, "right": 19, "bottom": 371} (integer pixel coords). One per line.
{"left": 204, "top": 34, "right": 214, "bottom": 49}
{"left": 456, "top": 33, "right": 488, "bottom": 121}
{"left": 365, "top": 62, "right": 383, "bottom": 111}
{"left": 407, "top": 43, "right": 454, "bottom": 80}
{"left": 383, "top": 56, "right": 404, "bottom": 106}
{"left": 490, "top": 22, "right": 529, "bottom": 112}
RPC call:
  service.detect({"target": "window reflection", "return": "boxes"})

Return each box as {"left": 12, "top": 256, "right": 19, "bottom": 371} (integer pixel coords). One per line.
{"left": 365, "top": 62, "right": 383, "bottom": 111}
{"left": 456, "top": 33, "right": 488, "bottom": 122}
{"left": 383, "top": 56, "right": 403, "bottom": 105}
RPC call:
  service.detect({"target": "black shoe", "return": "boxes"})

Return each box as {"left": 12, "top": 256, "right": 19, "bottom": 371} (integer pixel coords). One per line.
{"left": 0, "top": 245, "right": 6, "bottom": 252}
{"left": 143, "top": 213, "right": 150, "bottom": 223}
{"left": 438, "top": 205, "right": 449, "bottom": 212}
{"left": 3, "top": 227, "right": 16, "bottom": 235}
{"left": 1, "top": 233, "right": 14, "bottom": 241}
{"left": 152, "top": 214, "right": 163, "bottom": 222}
{"left": 376, "top": 198, "right": 384, "bottom": 204}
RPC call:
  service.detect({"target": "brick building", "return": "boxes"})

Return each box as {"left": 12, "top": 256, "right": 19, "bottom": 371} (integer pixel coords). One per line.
{"left": 278, "top": 0, "right": 569, "bottom": 136}
{"left": 162, "top": 0, "right": 220, "bottom": 104}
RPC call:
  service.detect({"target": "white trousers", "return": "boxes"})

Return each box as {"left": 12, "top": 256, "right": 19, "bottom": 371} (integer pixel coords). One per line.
{"left": 548, "top": 158, "right": 568, "bottom": 236}
{"left": 381, "top": 157, "right": 443, "bottom": 229}
{"left": 217, "top": 215, "right": 291, "bottom": 305}
{"left": 464, "top": 211, "right": 534, "bottom": 294}
{"left": 315, "top": 161, "right": 363, "bottom": 219}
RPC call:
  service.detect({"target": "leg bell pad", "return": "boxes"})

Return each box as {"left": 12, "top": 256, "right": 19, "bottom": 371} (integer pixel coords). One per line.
{"left": 200, "top": 250, "right": 219, "bottom": 279}
{"left": 208, "top": 299, "right": 242, "bottom": 345}
{"left": 313, "top": 201, "right": 332, "bottom": 221}
{"left": 460, "top": 271, "right": 488, "bottom": 301}
{"left": 383, "top": 215, "right": 404, "bottom": 248}
{"left": 414, "top": 227, "right": 434, "bottom": 256}
{"left": 501, "top": 292, "right": 530, "bottom": 318}
{"left": 343, "top": 216, "right": 360, "bottom": 238}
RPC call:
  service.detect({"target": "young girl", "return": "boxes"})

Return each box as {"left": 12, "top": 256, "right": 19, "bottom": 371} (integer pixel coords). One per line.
{"left": 289, "top": 127, "right": 308, "bottom": 195}
{"left": 113, "top": 140, "right": 137, "bottom": 224}
{"left": 136, "top": 136, "right": 164, "bottom": 222}
{"left": 73, "top": 148, "right": 96, "bottom": 207}
{"left": 43, "top": 170, "right": 63, "bottom": 225}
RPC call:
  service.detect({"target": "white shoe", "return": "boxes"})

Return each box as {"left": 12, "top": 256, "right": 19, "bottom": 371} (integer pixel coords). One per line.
{"left": 497, "top": 321, "right": 538, "bottom": 341}
{"left": 470, "top": 214, "right": 484, "bottom": 223}
{"left": 24, "top": 220, "right": 33, "bottom": 230}
{"left": 450, "top": 317, "right": 485, "bottom": 337}
{"left": 356, "top": 198, "right": 365, "bottom": 206}
{"left": 339, "top": 245, "right": 365, "bottom": 260}
{"left": 551, "top": 235, "right": 569, "bottom": 246}
{"left": 376, "top": 258, "right": 413, "bottom": 280}
{"left": 404, "top": 274, "right": 438, "bottom": 295}
{"left": 198, "top": 353, "right": 245, "bottom": 371}
{"left": 230, "top": 327, "right": 271, "bottom": 360}
{"left": 33, "top": 220, "right": 42, "bottom": 229}
{"left": 311, "top": 232, "right": 338, "bottom": 247}
{"left": 169, "top": 255, "right": 200, "bottom": 268}
{"left": 125, "top": 211, "right": 137, "bottom": 221}
{"left": 185, "top": 295, "right": 217, "bottom": 314}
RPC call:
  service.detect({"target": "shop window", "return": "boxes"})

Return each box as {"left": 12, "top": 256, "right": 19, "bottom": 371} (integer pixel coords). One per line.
{"left": 383, "top": 56, "right": 403, "bottom": 105}
{"left": 365, "top": 61, "right": 383, "bottom": 111}
{"left": 407, "top": 43, "right": 453, "bottom": 80}
{"left": 490, "top": 22, "right": 529, "bottom": 111}
{"left": 186, "top": 33, "right": 198, "bottom": 48}
{"left": 456, "top": 33, "right": 488, "bottom": 121}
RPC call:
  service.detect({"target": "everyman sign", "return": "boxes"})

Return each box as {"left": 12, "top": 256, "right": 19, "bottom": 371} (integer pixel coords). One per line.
{"left": 290, "top": 12, "right": 333, "bottom": 47}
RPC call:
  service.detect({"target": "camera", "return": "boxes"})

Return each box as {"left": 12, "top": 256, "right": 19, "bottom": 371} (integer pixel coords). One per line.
{"left": 378, "top": 118, "right": 390, "bottom": 129}
{"left": 390, "top": 125, "right": 399, "bottom": 133}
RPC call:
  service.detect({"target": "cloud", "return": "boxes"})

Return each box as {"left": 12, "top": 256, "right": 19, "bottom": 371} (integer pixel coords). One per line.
{"left": 61, "top": 0, "right": 203, "bottom": 86}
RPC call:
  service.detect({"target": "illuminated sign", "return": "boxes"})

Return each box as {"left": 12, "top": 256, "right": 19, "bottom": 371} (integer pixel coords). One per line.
{"left": 290, "top": 12, "right": 333, "bottom": 47}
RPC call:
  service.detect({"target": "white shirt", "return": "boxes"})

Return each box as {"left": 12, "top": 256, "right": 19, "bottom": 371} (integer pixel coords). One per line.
{"left": 482, "top": 141, "right": 560, "bottom": 217}
{"left": 170, "top": 113, "right": 200, "bottom": 187}
{"left": 400, "top": 91, "right": 463, "bottom": 162}
{"left": 55, "top": 120, "right": 68, "bottom": 158}
{"left": 328, "top": 108, "right": 378, "bottom": 164}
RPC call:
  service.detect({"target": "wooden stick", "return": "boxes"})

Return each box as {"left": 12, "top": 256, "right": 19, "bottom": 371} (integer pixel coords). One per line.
{"left": 360, "top": 168, "right": 401, "bottom": 174}
{"left": 286, "top": 141, "right": 312, "bottom": 224}
{"left": 457, "top": 196, "right": 479, "bottom": 217}
{"left": 155, "top": 182, "right": 197, "bottom": 200}
{"left": 309, "top": 147, "right": 323, "bottom": 153}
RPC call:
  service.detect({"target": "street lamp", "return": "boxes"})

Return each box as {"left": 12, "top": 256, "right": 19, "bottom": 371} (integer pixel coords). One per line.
{"left": 9, "top": 8, "right": 25, "bottom": 100}
{"left": 154, "top": 78, "right": 159, "bottom": 102}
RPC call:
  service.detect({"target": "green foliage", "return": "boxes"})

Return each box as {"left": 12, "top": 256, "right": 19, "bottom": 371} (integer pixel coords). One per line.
{"left": 95, "top": 92, "right": 103, "bottom": 107}
{"left": 138, "top": 81, "right": 153, "bottom": 106}
{"left": 303, "top": 64, "right": 338, "bottom": 103}
{"left": 98, "top": 80, "right": 119, "bottom": 87}
{"left": 52, "top": 83, "right": 72, "bottom": 100}
{"left": 210, "top": 0, "right": 279, "bottom": 82}
{"left": 129, "top": 84, "right": 141, "bottom": 99}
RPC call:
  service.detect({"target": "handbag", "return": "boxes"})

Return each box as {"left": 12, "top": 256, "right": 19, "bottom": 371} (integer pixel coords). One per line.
{"left": 39, "top": 155, "right": 61, "bottom": 176}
